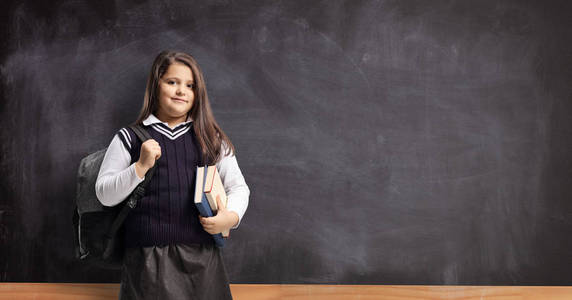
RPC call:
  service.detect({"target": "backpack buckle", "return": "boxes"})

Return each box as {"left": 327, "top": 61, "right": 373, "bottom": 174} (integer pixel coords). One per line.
{"left": 133, "top": 186, "right": 146, "bottom": 198}
{"left": 127, "top": 198, "right": 137, "bottom": 208}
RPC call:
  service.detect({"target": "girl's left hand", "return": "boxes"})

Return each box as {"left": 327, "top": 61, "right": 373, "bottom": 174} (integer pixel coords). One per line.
{"left": 199, "top": 196, "right": 239, "bottom": 235}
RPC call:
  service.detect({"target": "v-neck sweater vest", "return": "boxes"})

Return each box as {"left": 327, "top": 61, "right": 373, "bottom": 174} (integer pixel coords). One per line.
{"left": 117, "top": 122, "right": 214, "bottom": 248}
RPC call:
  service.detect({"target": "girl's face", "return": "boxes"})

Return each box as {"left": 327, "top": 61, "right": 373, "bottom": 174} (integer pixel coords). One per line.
{"left": 156, "top": 63, "right": 195, "bottom": 123}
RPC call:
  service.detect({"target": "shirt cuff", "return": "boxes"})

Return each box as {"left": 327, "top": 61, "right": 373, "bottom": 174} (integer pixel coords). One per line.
{"left": 226, "top": 209, "right": 241, "bottom": 229}
{"left": 130, "top": 163, "right": 145, "bottom": 182}
{"left": 226, "top": 198, "right": 246, "bottom": 229}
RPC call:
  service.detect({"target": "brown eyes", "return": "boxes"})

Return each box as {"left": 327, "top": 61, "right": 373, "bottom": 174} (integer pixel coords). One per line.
{"left": 166, "top": 80, "right": 195, "bottom": 89}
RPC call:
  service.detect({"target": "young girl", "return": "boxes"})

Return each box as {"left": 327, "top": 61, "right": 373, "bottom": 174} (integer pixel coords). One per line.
{"left": 95, "top": 50, "right": 249, "bottom": 299}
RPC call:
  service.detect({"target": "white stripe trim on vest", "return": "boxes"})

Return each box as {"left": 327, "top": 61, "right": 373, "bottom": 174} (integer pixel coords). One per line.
{"left": 150, "top": 124, "right": 192, "bottom": 140}
{"left": 119, "top": 128, "right": 131, "bottom": 149}
{"left": 123, "top": 128, "right": 132, "bottom": 143}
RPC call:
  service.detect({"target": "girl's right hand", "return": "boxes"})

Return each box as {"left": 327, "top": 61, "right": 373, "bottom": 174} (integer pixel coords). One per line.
{"left": 135, "top": 139, "right": 161, "bottom": 178}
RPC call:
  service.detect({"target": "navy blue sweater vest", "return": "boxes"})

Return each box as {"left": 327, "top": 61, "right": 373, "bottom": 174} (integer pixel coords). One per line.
{"left": 117, "top": 122, "right": 214, "bottom": 248}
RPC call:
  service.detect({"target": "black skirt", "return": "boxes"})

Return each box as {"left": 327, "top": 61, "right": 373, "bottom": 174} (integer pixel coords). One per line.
{"left": 119, "top": 243, "right": 233, "bottom": 300}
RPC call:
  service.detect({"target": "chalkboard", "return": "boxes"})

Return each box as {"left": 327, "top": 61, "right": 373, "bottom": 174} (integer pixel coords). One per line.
{"left": 1, "top": 0, "right": 572, "bottom": 285}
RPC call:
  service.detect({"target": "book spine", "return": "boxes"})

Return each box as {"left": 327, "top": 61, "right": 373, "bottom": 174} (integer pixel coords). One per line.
{"left": 201, "top": 165, "right": 224, "bottom": 247}
{"left": 212, "top": 233, "right": 225, "bottom": 248}
{"left": 205, "top": 191, "right": 217, "bottom": 212}
{"left": 195, "top": 202, "right": 213, "bottom": 217}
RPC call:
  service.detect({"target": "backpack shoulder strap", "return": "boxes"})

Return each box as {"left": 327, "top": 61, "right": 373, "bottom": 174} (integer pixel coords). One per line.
{"left": 129, "top": 124, "right": 152, "bottom": 143}
{"left": 127, "top": 124, "right": 156, "bottom": 187}
{"left": 103, "top": 125, "right": 157, "bottom": 259}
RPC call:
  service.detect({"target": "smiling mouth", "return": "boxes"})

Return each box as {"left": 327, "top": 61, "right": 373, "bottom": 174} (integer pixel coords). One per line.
{"left": 172, "top": 98, "right": 187, "bottom": 102}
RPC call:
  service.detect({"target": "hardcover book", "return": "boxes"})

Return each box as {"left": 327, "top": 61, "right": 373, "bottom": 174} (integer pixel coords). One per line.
{"left": 194, "top": 165, "right": 225, "bottom": 247}
{"left": 204, "top": 165, "right": 230, "bottom": 238}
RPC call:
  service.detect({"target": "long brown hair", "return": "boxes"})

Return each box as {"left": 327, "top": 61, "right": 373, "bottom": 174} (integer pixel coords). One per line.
{"left": 134, "top": 50, "right": 235, "bottom": 164}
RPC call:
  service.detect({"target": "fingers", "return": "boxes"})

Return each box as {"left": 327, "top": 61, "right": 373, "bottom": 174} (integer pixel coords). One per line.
{"left": 216, "top": 195, "right": 225, "bottom": 211}
{"left": 143, "top": 140, "right": 160, "bottom": 149}
{"left": 143, "top": 139, "right": 159, "bottom": 148}
{"left": 199, "top": 216, "right": 215, "bottom": 225}
{"left": 142, "top": 139, "right": 161, "bottom": 161}
{"left": 146, "top": 140, "right": 161, "bottom": 152}
{"left": 199, "top": 216, "right": 218, "bottom": 234}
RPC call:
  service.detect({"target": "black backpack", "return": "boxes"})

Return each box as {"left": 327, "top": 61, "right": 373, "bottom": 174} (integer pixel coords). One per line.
{"left": 72, "top": 125, "right": 155, "bottom": 269}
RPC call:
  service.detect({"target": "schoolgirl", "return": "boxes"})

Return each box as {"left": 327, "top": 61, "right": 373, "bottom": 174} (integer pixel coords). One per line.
{"left": 95, "top": 50, "right": 249, "bottom": 299}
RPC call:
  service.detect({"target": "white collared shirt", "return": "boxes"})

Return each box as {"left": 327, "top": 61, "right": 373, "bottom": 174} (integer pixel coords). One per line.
{"left": 95, "top": 114, "right": 249, "bottom": 229}
{"left": 142, "top": 113, "right": 193, "bottom": 128}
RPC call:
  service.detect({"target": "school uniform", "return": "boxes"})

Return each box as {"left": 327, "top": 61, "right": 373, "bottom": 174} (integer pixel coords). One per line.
{"left": 95, "top": 114, "right": 249, "bottom": 300}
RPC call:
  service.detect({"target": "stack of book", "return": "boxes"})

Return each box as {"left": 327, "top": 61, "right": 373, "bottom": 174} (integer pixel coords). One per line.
{"left": 194, "top": 165, "right": 229, "bottom": 248}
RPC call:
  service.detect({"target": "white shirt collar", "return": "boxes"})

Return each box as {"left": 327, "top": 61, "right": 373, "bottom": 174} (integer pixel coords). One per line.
{"left": 142, "top": 113, "right": 193, "bottom": 129}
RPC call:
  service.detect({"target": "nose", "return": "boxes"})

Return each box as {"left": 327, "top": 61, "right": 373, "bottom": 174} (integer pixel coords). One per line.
{"left": 176, "top": 87, "right": 184, "bottom": 96}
